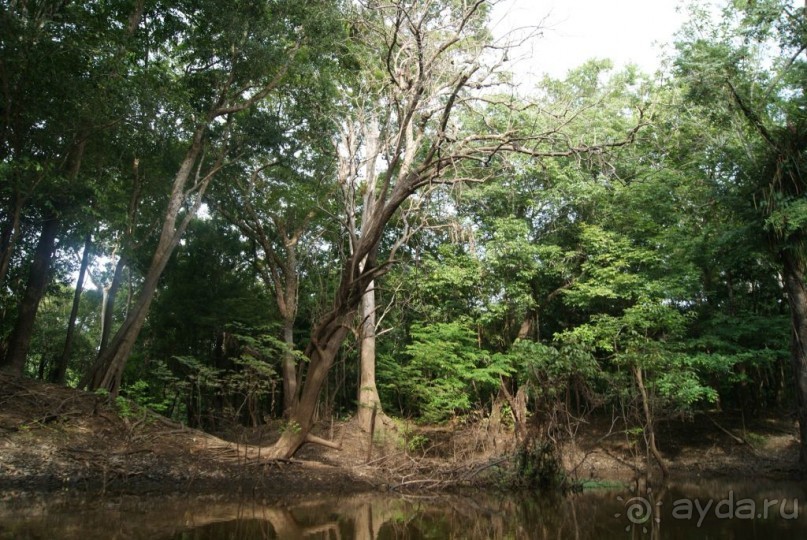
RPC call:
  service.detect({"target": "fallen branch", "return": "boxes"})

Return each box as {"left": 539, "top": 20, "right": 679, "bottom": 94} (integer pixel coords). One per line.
{"left": 706, "top": 415, "right": 746, "bottom": 445}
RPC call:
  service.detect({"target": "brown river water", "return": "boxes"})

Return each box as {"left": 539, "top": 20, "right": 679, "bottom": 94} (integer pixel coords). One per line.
{"left": 1, "top": 478, "right": 806, "bottom": 538}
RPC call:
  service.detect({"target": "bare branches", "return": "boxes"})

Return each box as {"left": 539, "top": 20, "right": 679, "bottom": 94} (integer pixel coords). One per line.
{"left": 264, "top": 0, "right": 656, "bottom": 459}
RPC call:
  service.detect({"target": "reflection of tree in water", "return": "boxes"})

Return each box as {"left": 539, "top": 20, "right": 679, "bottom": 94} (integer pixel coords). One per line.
{"left": 5, "top": 484, "right": 805, "bottom": 539}
{"left": 2, "top": 493, "right": 593, "bottom": 539}
{"left": 366, "top": 494, "right": 593, "bottom": 539}
{"left": 163, "top": 496, "right": 403, "bottom": 539}
{"left": 156, "top": 501, "right": 344, "bottom": 539}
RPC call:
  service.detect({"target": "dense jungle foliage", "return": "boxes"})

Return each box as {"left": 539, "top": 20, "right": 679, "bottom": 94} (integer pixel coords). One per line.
{"left": 1, "top": 0, "right": 805, "bottom": 463}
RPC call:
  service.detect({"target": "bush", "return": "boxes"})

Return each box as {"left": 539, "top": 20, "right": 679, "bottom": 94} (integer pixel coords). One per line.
{"left": 511, "top": 438, "right": 566, "bottom": 491}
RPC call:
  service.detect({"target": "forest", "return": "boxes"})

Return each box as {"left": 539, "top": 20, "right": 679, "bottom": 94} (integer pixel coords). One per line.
{"left": 1, "top": 0, "right": 806, "bottom": 485}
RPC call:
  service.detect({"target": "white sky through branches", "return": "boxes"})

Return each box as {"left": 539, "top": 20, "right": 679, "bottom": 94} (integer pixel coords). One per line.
{"left": 490, "top": 0, "right": 688, "bottom": 85}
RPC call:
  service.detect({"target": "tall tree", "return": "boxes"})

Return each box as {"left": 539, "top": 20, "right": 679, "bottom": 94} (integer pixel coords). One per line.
{"left": 0, "top": 0, "right": 139, "bottom": 374}
{"left": 87, "top": 0, "right": 341, "bottom": 394}
{"left": 263, "top": 0, "right": 645, "bottom": 459}
{"left": 217, "top": 164, "right": 325, "bottom": 418}
{"left": 674, "top": 0, "right": 807, "bottom": 463}
{"left": 212, "top": 65, "right": 341, "bottom": 417}
{"left": 1, "top": 211, "right": 60, "bottom": 374}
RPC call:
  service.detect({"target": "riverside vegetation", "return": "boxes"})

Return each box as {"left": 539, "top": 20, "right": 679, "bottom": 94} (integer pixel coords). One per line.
{"left": 1, "top": 0, "right": 806, "bottom": 497}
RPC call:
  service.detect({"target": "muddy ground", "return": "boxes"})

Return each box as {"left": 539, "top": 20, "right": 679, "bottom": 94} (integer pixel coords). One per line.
{"left": 0, "top": 373, "right": 802, "bottom": 497}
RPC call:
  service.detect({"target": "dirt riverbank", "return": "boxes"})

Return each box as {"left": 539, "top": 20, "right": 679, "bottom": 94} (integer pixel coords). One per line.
{"left": 1, "top": 373, "right": 802, "bottom": 496}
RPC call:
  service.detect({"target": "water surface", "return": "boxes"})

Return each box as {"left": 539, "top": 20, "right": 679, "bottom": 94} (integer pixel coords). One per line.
{"left": 1, "top": 478, "right": 806, "bottom": 538}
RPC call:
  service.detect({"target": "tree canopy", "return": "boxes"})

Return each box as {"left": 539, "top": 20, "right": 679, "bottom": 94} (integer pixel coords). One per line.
{"left": 1, "top": 0, "right": 804, "bottom": 466}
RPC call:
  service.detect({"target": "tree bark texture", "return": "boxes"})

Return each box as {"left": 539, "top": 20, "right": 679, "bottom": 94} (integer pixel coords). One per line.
{"left": 357, "top": 280, "right": 383, "bottom": 432}
{"left": 268, "top": 316, "right": 353, "bottom": 458}
{"left": 281, "top": 317, "right": 298, "bottom": 417}
{"left": 0, "top": 214, "right": 59, "bottom": 375}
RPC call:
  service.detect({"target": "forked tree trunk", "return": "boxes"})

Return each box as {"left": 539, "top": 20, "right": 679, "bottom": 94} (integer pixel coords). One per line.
{"left": 357, "top": 280, "right": 383, "bottom": 432}
{"left": 219, "top": 174, "right": 307, "bottom": 418}
{"left": 88, "top": 256, "right": 166, "bottom": 393}
{"left": 251, "top": 234, "right": 301, "bottom": 418}
{"left": 269, "top": 316, "right": 353, "bottom": 458}
{"left": 259, "top": 0, "right": 524, "bottom": 458}
{"left": 266, "top": 225, "right": 402, "bottom": 456}
{"left": 0, "top": 214, "right": 60, "bottom": 375}
{"left": 50, "top": 233, "right": 91, "bottom": 384}
{"left": 782, "top": 251, "right": 807, "bottom": 465}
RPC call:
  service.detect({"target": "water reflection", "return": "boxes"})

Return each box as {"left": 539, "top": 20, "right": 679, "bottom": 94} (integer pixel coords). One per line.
{"left": 1, "top": 479, "right": 806, "bottom": 539}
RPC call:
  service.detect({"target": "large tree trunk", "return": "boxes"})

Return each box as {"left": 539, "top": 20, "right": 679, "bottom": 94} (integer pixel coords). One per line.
{"left": 352, "top": 116, "right": 386, "bottom": 433}
{"left": 279, "top": 239, "right": 300, "bottom": 417}
{"left": 269, "top": 316, "right": 353, "bottom": 458}
{"left": 281, "top": 316, "right": 298, "bottom": 417}
{"left": 782, "top": 250, "right": 807, "bottom": 465}
{"left": 50, "top": 233, "right": 91, "bottom": 384}
{"left": 0, "top": 214, "right": 59, "bottom": 375}
{"left": 357, "top": 280, "right": 383, "bottom": 432}
{"left": 265, "top": 230, "right": 392, "bottom": 457}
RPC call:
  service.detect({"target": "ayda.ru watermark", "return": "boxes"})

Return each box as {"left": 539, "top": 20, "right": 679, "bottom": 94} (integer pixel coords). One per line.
{"left": 615, "top": 490, "right": 800, "bottom": 530}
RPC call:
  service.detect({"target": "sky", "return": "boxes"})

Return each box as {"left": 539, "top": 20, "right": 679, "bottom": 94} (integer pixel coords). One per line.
{"left": 490, "top": 0, "right": 689, "bottom": 86}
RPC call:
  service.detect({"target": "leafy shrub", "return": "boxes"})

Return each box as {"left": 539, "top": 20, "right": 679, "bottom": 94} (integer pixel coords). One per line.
{"left": 383, "top": 321, "right": 512, "bottom": 422}
{"left": 511, "top": 439, "right": 566, "bottom": 491}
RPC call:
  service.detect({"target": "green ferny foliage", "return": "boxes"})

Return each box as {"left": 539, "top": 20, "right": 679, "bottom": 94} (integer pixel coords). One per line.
{"left": 399, "top": 321, "right": 512, "bottom": 422}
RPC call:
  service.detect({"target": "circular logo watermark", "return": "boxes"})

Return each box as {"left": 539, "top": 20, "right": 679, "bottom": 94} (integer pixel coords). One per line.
{"left": 614, "top": 490, "right": 799, "bottom": 531}
{"left": 614, "top": 495, "right": 662, "bottom": 533}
